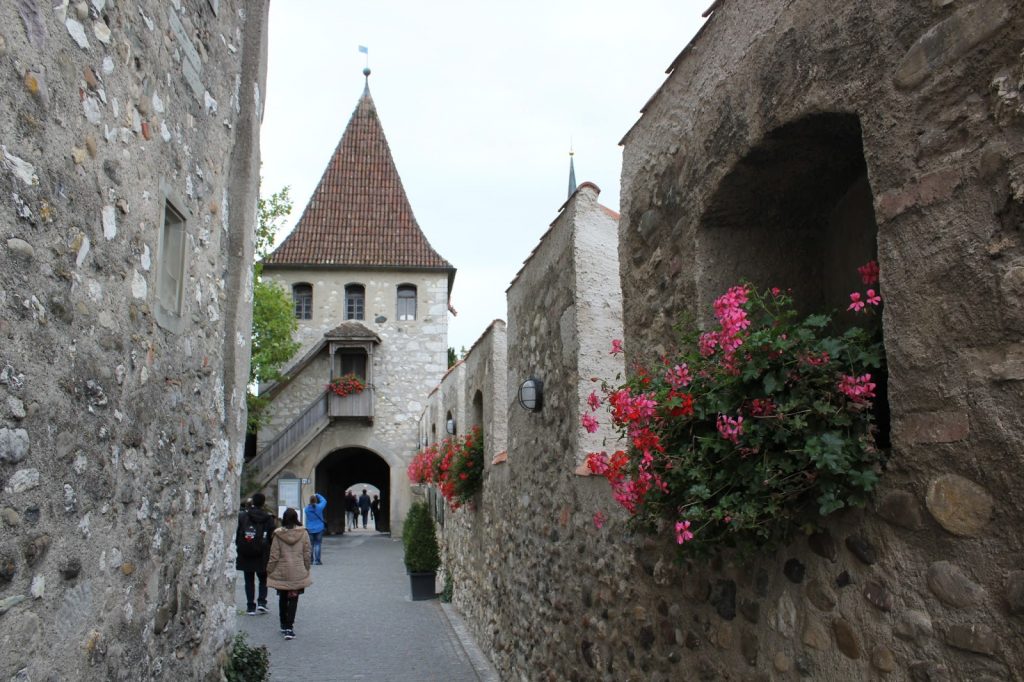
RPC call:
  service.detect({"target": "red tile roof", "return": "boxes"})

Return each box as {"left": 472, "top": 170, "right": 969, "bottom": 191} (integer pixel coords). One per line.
{"left": 265, "top": 85, "right": 454, "bottom": 274}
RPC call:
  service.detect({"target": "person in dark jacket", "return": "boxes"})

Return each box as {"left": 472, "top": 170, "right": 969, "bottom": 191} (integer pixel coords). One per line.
{"left": 345, "top": 492, "right": 358, "bottom": 530}
{"left": 235, "top": 492, "right": 276, "bottom": 615}
{"left": 358, "top": 489, "right": 371, "bottom": 528}
{"left": 370, "top": 494, "right": 381, "bottom": 531}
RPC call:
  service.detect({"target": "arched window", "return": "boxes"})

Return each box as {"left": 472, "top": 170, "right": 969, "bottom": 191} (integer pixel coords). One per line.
{"left": 345, "top": 284, "right": 365, "bottom": 320}
{"left": 397, "top": 284, "right": 417, "bottom": 321}
{"left": 292, "top": 283, "right": 312, "bottom": 320}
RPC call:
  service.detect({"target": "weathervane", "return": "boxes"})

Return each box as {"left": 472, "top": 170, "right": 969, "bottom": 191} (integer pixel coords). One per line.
{"left": 359, "top": 45, "right": 370, "bottom": 79}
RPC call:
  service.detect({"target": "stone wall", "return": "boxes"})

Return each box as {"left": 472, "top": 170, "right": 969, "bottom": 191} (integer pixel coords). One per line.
{"left": 0, "top": 1, "right": 266, "bottom": 679}
{"left": 434, "top": 2, "right": 1024, "bottom": 680}
{"left": 615, "top": 1, "right": 1024, "bottom": 678}
{"left": 434, "top": 184, "right": 630, "bottom": 680}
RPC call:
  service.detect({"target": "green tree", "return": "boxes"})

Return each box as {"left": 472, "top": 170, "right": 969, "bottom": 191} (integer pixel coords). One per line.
{"left": 447, "top": 346, "right": 469, "bottom": 368}
{"left": 248, "top": 186, "right": 300, "bottom": 432}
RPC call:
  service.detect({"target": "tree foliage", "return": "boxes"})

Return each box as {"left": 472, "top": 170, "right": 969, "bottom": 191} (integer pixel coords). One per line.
{"left": 248, "top": 186, "right": 300, "bottom": 432}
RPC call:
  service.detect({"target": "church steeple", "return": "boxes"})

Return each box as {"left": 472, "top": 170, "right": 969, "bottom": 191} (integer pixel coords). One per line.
{"left": 265, "top": 79, "right": 453, "bottom": 276}
{"left": 567, "top": 148, "right": 577, "bottom": 199}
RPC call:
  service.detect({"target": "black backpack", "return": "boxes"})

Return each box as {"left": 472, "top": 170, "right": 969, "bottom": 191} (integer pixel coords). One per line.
{"left": 237, "top": 512, "right": 265, "bottom": 557}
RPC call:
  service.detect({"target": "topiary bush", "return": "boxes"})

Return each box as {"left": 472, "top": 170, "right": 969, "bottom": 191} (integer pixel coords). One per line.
{"left": 402, "top": 500, "right": 441, "bottom": 573}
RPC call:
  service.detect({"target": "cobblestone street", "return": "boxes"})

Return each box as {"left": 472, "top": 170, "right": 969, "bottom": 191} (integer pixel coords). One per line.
{"left": 235, "top": 529, "right": 497, "bottom": 681}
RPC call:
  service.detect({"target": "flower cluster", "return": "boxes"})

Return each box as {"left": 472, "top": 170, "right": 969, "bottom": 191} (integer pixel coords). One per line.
{"left": 848, "top": 260, "right": 882, "bottom": 313}
{"left": 583, "top": 268, "right": 885, "bottom": 556}
{"left": 406, "top": 426, "right": 484, "bottom": 510}
{"left": 326, "top": 373, "right": 365, "bottom": 397}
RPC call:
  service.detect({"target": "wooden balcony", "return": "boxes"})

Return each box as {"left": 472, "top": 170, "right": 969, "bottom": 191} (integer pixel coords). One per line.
{"left": 328, "top": 385, "right": 375, "bottom": 420}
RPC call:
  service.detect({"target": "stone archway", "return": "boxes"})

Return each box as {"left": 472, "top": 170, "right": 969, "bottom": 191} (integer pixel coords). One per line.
{"left": 314, "top": 447, "right": 390, "bottom": 533}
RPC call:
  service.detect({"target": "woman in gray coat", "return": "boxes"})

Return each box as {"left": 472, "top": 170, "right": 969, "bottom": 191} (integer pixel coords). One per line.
{"left": 266, "top": 508, "right": 312, "bottom": 639}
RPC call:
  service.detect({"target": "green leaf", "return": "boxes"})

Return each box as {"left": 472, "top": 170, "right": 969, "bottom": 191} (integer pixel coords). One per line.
{"left": 805, "top": 314, "right": 830, "bottom": 328}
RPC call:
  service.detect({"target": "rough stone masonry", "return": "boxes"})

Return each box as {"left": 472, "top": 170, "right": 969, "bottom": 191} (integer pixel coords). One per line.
{"left": 435, "top": 1, "right": 1024, "bottom": 681}
{"left": 0, "top": 1, "right": 267, "bottom": 679}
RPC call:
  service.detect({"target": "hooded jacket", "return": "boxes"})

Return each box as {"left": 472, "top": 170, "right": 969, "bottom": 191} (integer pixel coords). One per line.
{"left": 266, "top": 526, "right": 313, "bottom": 591}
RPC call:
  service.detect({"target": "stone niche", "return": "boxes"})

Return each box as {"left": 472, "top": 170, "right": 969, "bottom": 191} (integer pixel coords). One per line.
{"left": 695, "top": 112, "right": 877, "bottom": 318}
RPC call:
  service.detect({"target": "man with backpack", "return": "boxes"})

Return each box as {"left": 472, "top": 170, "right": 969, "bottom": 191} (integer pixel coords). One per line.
{"left": 236, "top": 492, "right": 276, "bottom": 615}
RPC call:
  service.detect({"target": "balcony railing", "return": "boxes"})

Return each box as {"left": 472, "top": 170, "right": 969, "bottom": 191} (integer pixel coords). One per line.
{"left": 328, "top": 385, "right": 375, "bottom": 419}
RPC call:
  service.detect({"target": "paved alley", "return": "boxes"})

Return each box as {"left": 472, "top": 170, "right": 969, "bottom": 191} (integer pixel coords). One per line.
{"left": 235, "top": 529, "right": 498, "bottom": 682}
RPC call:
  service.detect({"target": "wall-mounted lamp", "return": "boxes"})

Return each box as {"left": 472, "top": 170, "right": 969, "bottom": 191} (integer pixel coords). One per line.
{"left": 445, "top": 417, "right": 456, "bottom": 435}
{"left": 517, "top": 377, "right": 543, "bottom": 412}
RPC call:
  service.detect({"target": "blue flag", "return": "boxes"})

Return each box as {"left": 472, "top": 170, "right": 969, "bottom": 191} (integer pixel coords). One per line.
{"left": 358, "top": 45, "right": 368, "bottom": 54}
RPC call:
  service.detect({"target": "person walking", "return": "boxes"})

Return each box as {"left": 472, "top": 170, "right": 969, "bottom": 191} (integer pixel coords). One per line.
{"left": 304, "top": 493, "right": 327, "bottom": 565}
{"left": 345, "top": 492, "right": 358, "bottom": 531}
{"left": 266, "top": 508, "right": 312, "bottom": 640}
{"left": 370, "top": 494, "right": 381, "bottom": 531}
{"left": 358, "top": 488, "right": 371, "bottom": 529}
{"left": 235, "top": 493, "right": 276, "bottom": 616}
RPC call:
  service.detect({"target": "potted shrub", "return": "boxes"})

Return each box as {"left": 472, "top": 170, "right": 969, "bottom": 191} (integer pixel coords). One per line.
{"left": 402, "top": 500, "right": 440, "bottom": 600}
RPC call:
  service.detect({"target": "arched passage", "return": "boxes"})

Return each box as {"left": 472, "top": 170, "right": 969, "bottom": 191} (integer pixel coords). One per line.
{"left": 315, "top": 447, "right": 390, "bottom": 533}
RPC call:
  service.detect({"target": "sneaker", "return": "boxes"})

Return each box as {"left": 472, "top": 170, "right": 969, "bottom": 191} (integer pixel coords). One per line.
{"left": 256, "top": 605, "right": 269, "bottom": 614}
{"left": 284, "top": 629, "right": 295, "bottom": 640}
{"left": 246, "top": 609, "right": 257, "bottom": 616}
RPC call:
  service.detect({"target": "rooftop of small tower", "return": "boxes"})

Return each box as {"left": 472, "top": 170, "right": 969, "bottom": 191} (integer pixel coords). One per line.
{"left": 264, "top": 80, "right": 454, "bottom": 275}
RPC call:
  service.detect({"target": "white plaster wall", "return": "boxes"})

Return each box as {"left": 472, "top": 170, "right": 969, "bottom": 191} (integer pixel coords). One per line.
{"left": 571, "top": 187, "right": 625, "bottom": 464}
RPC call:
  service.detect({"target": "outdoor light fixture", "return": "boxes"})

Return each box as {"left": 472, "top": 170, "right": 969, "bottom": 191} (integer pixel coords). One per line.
{"left": 517, "top": 377, "right": 543, "bottom": 412}
{"left": 446, "top": 417, "right": 456, "bottom": 435}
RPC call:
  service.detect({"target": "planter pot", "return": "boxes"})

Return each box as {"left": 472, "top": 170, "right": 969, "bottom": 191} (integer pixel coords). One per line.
{"left": 408, "top": 571, "right": 436, "bottom": 601}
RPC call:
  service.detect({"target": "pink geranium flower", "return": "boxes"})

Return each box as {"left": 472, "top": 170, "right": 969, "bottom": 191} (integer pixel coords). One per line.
{"left": 837, "top": 374, "right": 876, "bottom": 403}
{"left": 587, "top": 391, "right": 602, "bottom": 412}
{"left": 866, "top": 289, "right": 881, "bottom": 306}
{"left": 675, "top": 520, "right": 694, "bottom": 544}
{"left": 610, "top": 339, "right": 623, "bottom": 355}
{"left": 716, "top": 414, "right": 744, "bottom": 444}
{"left": 847, "top": 292, "right": 865, "bottom": 313}
{"left": 858, "top": 260, "right": 879, "bottom": 285}
{"left": 581, "top": 414, "right": 600, "bottom": 433}
{"left": 665, "top": 363, "right": 692, "bottom": 389}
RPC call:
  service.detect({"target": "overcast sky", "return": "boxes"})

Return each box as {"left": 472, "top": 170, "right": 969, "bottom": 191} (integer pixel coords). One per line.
{"left": 261, "top": 1, "right": 707, "bottom": 353}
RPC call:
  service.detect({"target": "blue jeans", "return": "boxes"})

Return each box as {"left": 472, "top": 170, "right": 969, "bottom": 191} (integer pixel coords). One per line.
{"left": 307, "top": 530, "right": 323, "bottom": 563}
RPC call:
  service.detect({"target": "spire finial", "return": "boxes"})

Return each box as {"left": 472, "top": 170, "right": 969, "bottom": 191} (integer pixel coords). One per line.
{"left": 359, "top": 45, "right": 370, "bottom": 82}
{"left": 567, "top": 143, "right": 577, "bottom": 199}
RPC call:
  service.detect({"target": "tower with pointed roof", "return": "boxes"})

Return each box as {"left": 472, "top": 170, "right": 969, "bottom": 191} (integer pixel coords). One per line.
{"left": 250, "top": 75, "right": 455, "bottom": 535}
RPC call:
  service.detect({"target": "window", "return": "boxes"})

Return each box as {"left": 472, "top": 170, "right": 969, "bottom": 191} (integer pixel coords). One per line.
{"left": 397, "top": 284, "right": 417, "bottom": 321}
{"left": 155, "top": 193, "right": 188, "bottom": 333}
{"left": 345, "top": 284, "right": 365, "bottom": 320}
{"left": 293, "top": 283, "right": 312, "bottom": 320}
{"left": 336, "top": 350, "right": 367, "bottom": 381}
